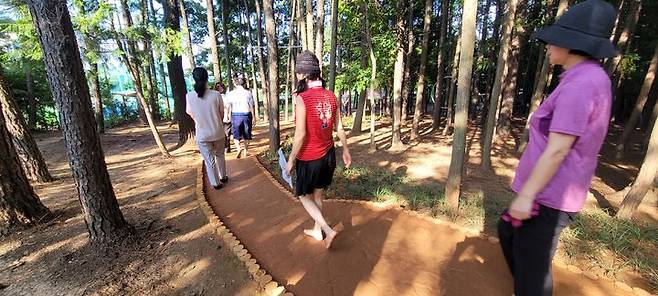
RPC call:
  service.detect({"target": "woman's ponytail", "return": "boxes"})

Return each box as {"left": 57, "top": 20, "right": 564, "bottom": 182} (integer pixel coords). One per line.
{"left": 194, "top": 81, "right": 206, "bottom": 98}
{"left": 296, "top": 78, "right": 309, "bottom": 94}
{"left": 192, "top": 67, "right": 209, "bottom": 98}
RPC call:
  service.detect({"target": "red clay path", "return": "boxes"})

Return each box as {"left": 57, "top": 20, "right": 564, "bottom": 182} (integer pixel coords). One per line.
{"left": 204, "top": 156, "right": 637, "bottom": 296}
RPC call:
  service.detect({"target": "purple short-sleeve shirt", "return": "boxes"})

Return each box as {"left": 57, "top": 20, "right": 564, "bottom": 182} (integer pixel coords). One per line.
{"left": 511, "top": 60, "right": 612, "bottom": 213}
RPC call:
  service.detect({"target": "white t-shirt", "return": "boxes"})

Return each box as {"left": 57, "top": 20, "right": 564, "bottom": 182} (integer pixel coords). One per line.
{"left": 221, "top": 94, "right": 231, "bottom": 123}
{"left": 186, "top": 89, "right": 225, "bottom": 142}
{"left": 224, "top": 86, "right": 254, "bottom": 114}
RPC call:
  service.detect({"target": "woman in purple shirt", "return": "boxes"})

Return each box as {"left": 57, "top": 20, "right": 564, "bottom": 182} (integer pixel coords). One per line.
{"left": 497, "top": 1, "right": 617, "bottom": 295}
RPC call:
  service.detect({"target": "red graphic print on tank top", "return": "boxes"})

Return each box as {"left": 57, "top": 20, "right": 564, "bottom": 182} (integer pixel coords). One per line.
{"left": 316, "top": 100, "right": 333, "bottom": 129}
{"left": 297, "top": 85, "right": 337, "bottom": 161}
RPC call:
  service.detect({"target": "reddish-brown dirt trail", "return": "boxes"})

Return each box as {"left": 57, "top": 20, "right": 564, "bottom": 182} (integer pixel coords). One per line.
{"left": 205, "top": 154, "right": 637, "bottom": 296}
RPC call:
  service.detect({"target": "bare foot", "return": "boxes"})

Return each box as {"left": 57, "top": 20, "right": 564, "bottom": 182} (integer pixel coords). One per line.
{"left": 323, "top": 224, "right": 343, "bottom": 249}
{"left": 323, "top": 230, "right": 338, "bottom": 249}
{"left": 303, "top": 229, "right": 323, "bottom": 241}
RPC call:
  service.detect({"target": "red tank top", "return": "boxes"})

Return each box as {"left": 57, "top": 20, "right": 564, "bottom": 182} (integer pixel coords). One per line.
{"left": 297, "top": 86, "right": 338, "bottom": 161}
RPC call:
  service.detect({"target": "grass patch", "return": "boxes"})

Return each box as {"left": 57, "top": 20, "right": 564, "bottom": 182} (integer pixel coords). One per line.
{"left": 259, "top": 145, "right": 508, "bottom": 231}
{"left": 342, "top": 114, "right": 383, "bottom": 130}
{"left": 560, "top": 207, "right": 658, "bottom": 290}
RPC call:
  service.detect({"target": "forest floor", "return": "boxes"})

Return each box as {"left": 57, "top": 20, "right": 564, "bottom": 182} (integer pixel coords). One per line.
{"left": 256, "top": 114, "right": 658, "bottom": 294}
{"left": 0, "top": 123, "right": 262, "bottom": 296}
{"left": 0, "top": 114, "right": 655, "bottom": 295}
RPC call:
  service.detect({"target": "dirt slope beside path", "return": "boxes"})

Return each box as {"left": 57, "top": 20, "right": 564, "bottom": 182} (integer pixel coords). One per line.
{"left": 205, "top": 156, "right": 638, "bottom": 296}
{"left": 0, "top": 124, "right": 259, "bottom": 296}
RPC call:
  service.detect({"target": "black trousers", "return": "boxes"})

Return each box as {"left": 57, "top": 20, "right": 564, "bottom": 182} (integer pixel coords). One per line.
{"left": 224, "top": 121, "right": 232, "bottom": 152}
{"left": 497, "top": 204, "right": 576, "bottom": 296}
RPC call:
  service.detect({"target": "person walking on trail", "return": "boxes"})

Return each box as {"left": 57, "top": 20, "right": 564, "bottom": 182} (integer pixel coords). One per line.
{"left": 285, "top": 50, "right": 352, "bottom": 249}
{"left": 497, "top": 1, "right": 616, "bottom": 295}
{"left": 341, "top": 92, "right": 350, "bottom": 115}
{"left": 186, "top": 67, "right": 229, "bottom": 190}
{"left": 224, "top": 75, "right": 255, "bottom": 158}
{"left": 214, "top": 81, "right": 232, "bottom": 154}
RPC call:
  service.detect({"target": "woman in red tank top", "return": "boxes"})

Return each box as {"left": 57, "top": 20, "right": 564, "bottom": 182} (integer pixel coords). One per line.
{"left": 285, "top": 51, "right": 352, "bottom": 249}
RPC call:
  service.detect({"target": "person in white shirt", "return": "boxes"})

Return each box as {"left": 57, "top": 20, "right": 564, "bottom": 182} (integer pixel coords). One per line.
{"left": 224, "top": 75, "right": 255, "bottom": 158}
{"left": 186, "top": 67, "right": 228, "bottom": 190}
{"left": 214, "top": 81, "right": 232, "bottom": 154}
{"left": 341, "top": 92, "right": 350, "bottom": 115}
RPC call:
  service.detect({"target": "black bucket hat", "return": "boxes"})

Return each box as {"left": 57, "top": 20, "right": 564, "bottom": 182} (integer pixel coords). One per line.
{"left": 295, "top": 50, "right": 321, "bottom": 75}
{"left": 534, "top": 0, "right": 617, "bottom": 59}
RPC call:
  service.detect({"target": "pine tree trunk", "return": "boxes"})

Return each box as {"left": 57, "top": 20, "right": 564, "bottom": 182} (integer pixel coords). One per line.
{"left": 207, "top": 0, "right": 222, "bottom": 82}
{"left": 609, "top": 1, "right": 642, "bottom": 121}
{"left": 347, "top": 89, "right": 353, "bottom": 116}
{"left": 0, "top": 97, "right": 49, "bottom": 232}
{"left": 610, "top": 0, "right": 626, "bottom": 45}
{"left": 24, "top": 65, "right": 37, "bottom": 130}
{"left": 221, "top": 0, "right": 233, "bottom": 89}
{"left": 159, "top": 56, "right": 172, "bottom": 120}
{"left": 401, "top": 1, "right": 415, "bottom": 124}
{"left": 496, "top": 1, "right": 525, "bottom": 139}
{"left": 298, "top": 0, "right": 308, "bottom": 51}
{"left": 410, "top": 0, "right": 432, "bottom": 141}
{"left": 164, "top": 0, "right": 195, "bottom": 144}
{"left": 315, "top": 0, "right": 325, "bottom": 60}
{"left": 391, "top": 0, "right": 407, "bottom": 150}
{"left": 363, "top": 2, "right": 377, "bottom": 151}
{"left": 26, "top": 0, "right": 130, "bottom": 242}
{"left": 289, "top": 29, "right": 298, "bottom": 123}
{"left": 147, "top": 63, "right": 160, "bottom": 120}
{"left": 443, "top": 35, "right": 462, "bottom": 136}
{"left": 530, "top": 0, "right": 559, "bottom": 93}
{"left": 120, "top": 95, "right": 129, "bottom": 120}
{"left": 142, "top": 62, "right": 158, "bottom": 121}
{"left": 615, "top": 42, "right": 658, "bottom": 158}
{"left": 0, "top": 66, "right": 53, "bottom": 183}
{"left": 141, "top": 0, "right": 160, "bottom": 121}
{"left": 327, "top": 0, "right": 339, "bottom": 91}
{"left": 146, "top": 0, "right": 161, "bottom": 121}
{"left": 516, "top": 0, "right": 541, "bottom": 112}
{"left": 388, "top": 83, "right": 394, "bottom": 118}
{"left": 136, "top": 100, "right": 148, "bottom": 124}
{"left": 605, "top": 0, "right": 642, "bottom": 77}
{"left": 644, "top": 92, "right": 658, "bottom": 149}
{"left": 476, "top": 0, "right": 493, "bottom": 61}
{"left": 285, "top": 0, "right": 297, "bottom": 123}
{"left": 520, "top": 0, "right": 568, "bottom": 152}
{"left": 263, "top": 0, "right": 280, "bottom": 155}
{"left": 446, "top": 0, "right": 478, "bottom": 211}
{"left": 150, "top": 0, "right": 171, "bottom": 120}
{"left": 116, "top": 1, "right": 170, "bottom": 158}
{"left": 285, "top": 52, "right": 291, "bottom": 123}
{"left": 433, "top": 0, "right": 450, "bottom": 130}
{"left": 352, "top": 90, "right": 367, "bottom": 134}
{"left": 75, "top": 1, "right": 106, "bottom": 132}
{"left": 114, "top": 9, "right": 146, "bottom": 125}
{"left": 239, "top": 44, "right": 246, "bottom": 77}
{"left": 305, "top": 0, "right": 315, "bottom": 51}
{"left": 255, "top": 0, "right": 270, "bottom": 122}
{"left": 617, "top": 99, "right": 658, "bottom": 219}
{"left": 242, "top": 1, "right": 261, "bottom": 120}
{"left": 179, "top": 0, "right": 196, "bottom": 69}
{"left": 472, "top": 0, "right": 492, "bottom": 114}
{"left": 481, "top": 0, "right": 504, "bottom": 131}
{"left": 481, "top": 0, "right": 520, "bottom": 170}
{"left": 351, "top": 12, "right": 369, "bottom": 135}
{"left": 90, "top": 63, "right": 105, "bottom": 133}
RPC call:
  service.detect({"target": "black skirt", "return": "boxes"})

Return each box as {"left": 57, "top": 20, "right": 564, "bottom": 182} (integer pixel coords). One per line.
{"left": 295, "top": 147, "right": 337, "bottom": 197}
